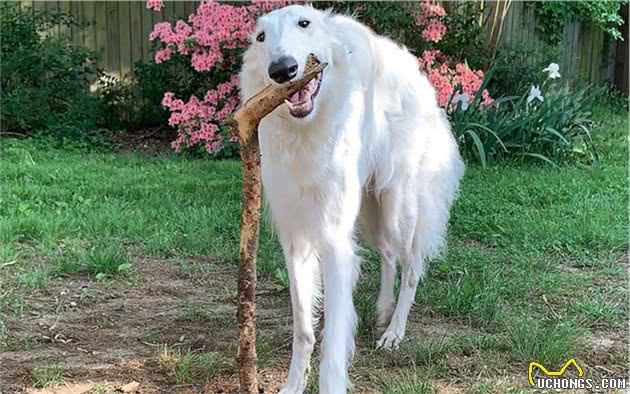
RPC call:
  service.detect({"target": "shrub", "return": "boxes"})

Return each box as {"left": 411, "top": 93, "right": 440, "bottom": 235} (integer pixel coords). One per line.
{"left": 97, "top": 71, "right": 141, "bottom": 131}
{"left": 97, "top": 54, "right": 218, "bottom": 132}
{"left": 0, "top": 5, "right": 99, "bottom": 141}
{"left": 451, "top": 65, "right": 601, "bottom": 167}
{"left": 531, "top": 1, "right": 627, "bottom": 45}
{"left": 488, "top": 42, "right": 562, "bottom": 98}
{"left": 437, "top": 1, "right": 490, "bottom": 70}
{"left": 148, "top": 0, "right": 278, "bottom": 154}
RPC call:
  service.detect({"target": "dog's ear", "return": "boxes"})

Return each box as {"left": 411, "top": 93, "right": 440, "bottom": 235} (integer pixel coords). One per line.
{"left": 328, "top": 17, "right": 351, "bottom": 70}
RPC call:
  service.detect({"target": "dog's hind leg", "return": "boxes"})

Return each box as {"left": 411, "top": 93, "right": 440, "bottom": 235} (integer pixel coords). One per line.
{"left": 377, "top": 175, "right": 455, "bottom": 349}
{"left": 358, "top": 192, "right": 398, "bottom": 335}
{"left": 376, "top": 250, "right": 424, "bottom": 350}
{"left": 376, "top": 245, "right": 397, "bottom": 334}
{"left": 375, "top": 187, "right": 427, "bottom": 350}
{"left": 280, "top": 240, "right": 319, "bottom": 394}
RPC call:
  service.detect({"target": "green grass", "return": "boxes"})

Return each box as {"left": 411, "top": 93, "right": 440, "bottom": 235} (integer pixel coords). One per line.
{"left": 508, "top": 318, "right": 578, "bottom": 365}
{"left": 0, "top": 105, "right": 627, "bottom": 389}
{"left": 31, "top": 364, "right": 64, "bottom": 388}
{"left": 17, "top": 268, "right": 49, "bottom": 289}
{"left": 379, "top": 369, "right": 434, "bottom": 394}
{"left": 401, "top": 337, "right": 451, "bottom": 370}
{"left": 179, "top": 303, "right": 213, "bottom": 322}
{"left": 157, "top": 346, "right": 222, "bottom": 384}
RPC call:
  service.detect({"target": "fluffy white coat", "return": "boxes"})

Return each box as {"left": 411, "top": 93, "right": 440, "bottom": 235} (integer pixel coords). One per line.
{"left": 239, "top": 6, "right": 464, "bottom": 393}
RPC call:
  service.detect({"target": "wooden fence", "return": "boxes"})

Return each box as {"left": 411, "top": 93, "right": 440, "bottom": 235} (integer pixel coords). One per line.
{"left": 10, "top": 1, "right": 201, "bottom": 77}
{"left": 494, "top": 1, "right": 617, "bottom": 87}
{"left": 6, "top": 1, "right": 627, "bottom": 89}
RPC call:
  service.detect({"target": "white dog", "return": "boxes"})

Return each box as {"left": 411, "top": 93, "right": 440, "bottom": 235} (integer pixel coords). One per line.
{"left": 240, "top": 5, "right": 464, "bottom": 393}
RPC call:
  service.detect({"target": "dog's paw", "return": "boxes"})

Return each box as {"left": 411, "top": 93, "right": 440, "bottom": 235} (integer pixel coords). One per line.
{"left": 376, "top": 330, "right": 402, "bottom": 350}
{"left": 278, "top": 379, "right": 306, "bottom": 394}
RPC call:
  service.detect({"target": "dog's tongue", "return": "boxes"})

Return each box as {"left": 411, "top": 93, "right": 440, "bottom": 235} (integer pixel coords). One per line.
{"left": 288, "top": 89, "right": 306, "bottom": 104}
{"left": 287, "top": 78, "right": 316, "bottom": 104}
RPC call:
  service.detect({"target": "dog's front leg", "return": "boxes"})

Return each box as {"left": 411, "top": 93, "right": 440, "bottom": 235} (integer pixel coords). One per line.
{"left": 280, "top": 246, "right": 318, "bottom": 394}
{"left": 319, "top": 238, "right": 358, "bottom": 394}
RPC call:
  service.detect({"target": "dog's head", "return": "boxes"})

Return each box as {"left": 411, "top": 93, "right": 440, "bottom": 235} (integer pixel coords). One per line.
{"left": 241, "top": 5, "right": 338, "bottom": 121}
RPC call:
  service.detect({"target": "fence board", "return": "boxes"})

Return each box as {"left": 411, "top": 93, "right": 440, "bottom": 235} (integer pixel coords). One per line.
{"left": 83, "top": 2, "right": 95, "bottom": 52}
{"left": 141, "top": 4, "right": 154, "bottom": 63}
{"left": 106, "top": 2, "right": 120, "bottom": 74}
{"left": 131, "top": 1, "right": 143, "bottom": 70}
{"left": 70, "top": 1, "right": 80, "bottom": 44}
{"left": 119, "top": 1, "right": 132, "bottom": 75}
{"left": 95, "top": 2, "right": 108, "bottom": 70}
{"left": 59, "top": 1, "right": 71, "bottom": 39}
{"left": 569, "top": 21, "right": 580, "bottom": 80}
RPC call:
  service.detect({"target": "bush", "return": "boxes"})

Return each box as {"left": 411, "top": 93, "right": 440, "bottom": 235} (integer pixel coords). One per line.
{"left": 488, "top": 42, "right": 562, "bottom": 98}
{"left": 451, "top": 69, "right": 602, "bottom": 167}
{"left": 97, "top": 54, "right": 219, "bottom": 131}
{"left": 437, "top": 2, "right": 490, "bottom": 70}
{"left": 531, "top": 1, "right": 626, "bottom": 45}
{"left": 0, "top": 5, "right": 99, "bottom": 141}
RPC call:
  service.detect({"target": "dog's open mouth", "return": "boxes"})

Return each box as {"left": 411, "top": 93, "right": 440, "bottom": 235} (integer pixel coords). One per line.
{"left": 284, "top": 59, "right": 323, "bottom": 118}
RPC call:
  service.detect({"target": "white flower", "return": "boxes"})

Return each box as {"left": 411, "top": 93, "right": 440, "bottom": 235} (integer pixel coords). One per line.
{"left": 542, "top": 63, "right": 561, "bottom": 79}
{"left": 527, "top": 85, "right": 544, "bottom": 103}
{"left": 451, "top": 92, "right": 469, "bottom": 111}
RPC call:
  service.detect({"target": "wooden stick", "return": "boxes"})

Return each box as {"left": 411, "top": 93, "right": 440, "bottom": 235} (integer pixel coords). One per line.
{"left": 231, "top": 56, "right": 327, "bottom": 394}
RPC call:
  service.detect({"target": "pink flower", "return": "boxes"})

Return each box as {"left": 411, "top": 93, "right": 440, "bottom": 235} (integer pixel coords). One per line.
{"left": 481, "top": 89, "right": 495, "bottom": 107}
{"left": 414, "top": 1, "right": 447, "bottom": 43}
{"left": 418, "top": 49, "right": 493, "bottom": 109}
{"left": 146, "top": 0, "right": 162, "bottom": 11}
{"left": 422, "top": 20, "right": 446, "bottom": 43}
{"left": 154, "top": 48, "right": 173, "bottom": 64}
{"left": 161, "top": 92, "right": 174, "bottom": 107}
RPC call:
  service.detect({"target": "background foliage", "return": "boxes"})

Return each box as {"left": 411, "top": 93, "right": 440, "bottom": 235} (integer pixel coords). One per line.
{"left": 0, "top": 1, "right": 626, "bottom": 166}
{"left": 531, "top": 1, "right": 627, "bottom": 44}
{"left": 488, "top": 42, "right": 562, "bottom": 98}
{"left": 1, "top": 5, "right": 98, "bottom": 142}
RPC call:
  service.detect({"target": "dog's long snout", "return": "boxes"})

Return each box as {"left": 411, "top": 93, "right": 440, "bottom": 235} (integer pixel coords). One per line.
{"left": 268, "top": 56, "right": 298, "bottom": 83}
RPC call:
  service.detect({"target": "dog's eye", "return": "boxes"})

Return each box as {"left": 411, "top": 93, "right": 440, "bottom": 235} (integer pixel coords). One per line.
{"left": 298, "top": 20, "right": 310, "bottom": 28}
{"left": 256, "top": 32, "right": 265, "bottom": 42}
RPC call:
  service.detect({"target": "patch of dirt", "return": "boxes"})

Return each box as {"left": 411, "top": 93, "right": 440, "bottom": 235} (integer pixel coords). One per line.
{"left": 1, "top": 258, "right": 291, "bottom": 393}
{"left": 107, "top": 128, "right": 177, "bottom": 155}
{"left": 581, "top": 331, "right": 628, "bottom": 376}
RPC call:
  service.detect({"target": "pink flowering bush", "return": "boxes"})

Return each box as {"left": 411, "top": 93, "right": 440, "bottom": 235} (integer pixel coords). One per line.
{"left": 411, "top": 0, "right": 447, "bottom": 43}
{"left": 148, "top": 0, "right": 288, "bottom": 155}
{"left": 149, "top": 0, "right": 492, "bottom": 155}
{"left": 411, "top": 1, "right": 493, "bottom": 110}
{"left": 417, "top": 50, "right": 493, "bottom": 108}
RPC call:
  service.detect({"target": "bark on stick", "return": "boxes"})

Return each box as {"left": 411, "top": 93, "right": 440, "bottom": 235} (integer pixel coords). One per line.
{"left": 232, "top": 57, "right": 327, "bottom": 394}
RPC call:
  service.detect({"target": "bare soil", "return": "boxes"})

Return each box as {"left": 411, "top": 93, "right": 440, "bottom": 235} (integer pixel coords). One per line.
{"left": 1, "top": 257, "right": 292, "bottom": 393}
{"left": 107, "top": 128, "right": 176, "bottom": 155}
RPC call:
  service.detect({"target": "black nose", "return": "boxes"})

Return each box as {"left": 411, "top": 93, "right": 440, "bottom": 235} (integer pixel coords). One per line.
{"left": 268, "top": 56, "right": 298, "bottom": 83}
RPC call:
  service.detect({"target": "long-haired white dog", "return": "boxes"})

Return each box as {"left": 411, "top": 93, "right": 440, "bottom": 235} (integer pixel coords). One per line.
{"left": 240, "top": 5, "right": 464, "bottom": 393}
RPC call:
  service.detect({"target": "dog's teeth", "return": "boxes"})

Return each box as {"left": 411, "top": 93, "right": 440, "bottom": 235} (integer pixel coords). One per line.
{"left": 284, "top": 99, "right": 294, "bottom": 109}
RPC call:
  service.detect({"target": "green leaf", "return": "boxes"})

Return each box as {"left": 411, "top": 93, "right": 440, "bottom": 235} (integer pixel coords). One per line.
{"left": 463, "top": 129, "right": 487, "bottom": 169}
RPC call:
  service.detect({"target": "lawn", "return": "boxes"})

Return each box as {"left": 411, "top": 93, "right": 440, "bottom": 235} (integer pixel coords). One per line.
{"left": 0, "top": 105, "right": 627, "bottom": 393}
